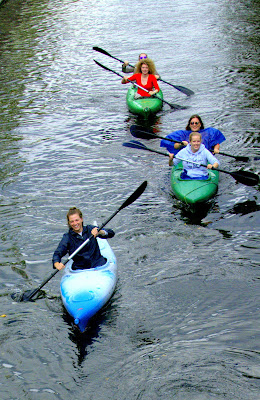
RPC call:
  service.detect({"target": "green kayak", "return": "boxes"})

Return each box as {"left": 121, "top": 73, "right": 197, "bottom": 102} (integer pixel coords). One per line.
{"left": 126, "top": 86, "right": 163, "bottom": 117}
{"left": 171, "top": 162, "right": 219, "bottom": 205}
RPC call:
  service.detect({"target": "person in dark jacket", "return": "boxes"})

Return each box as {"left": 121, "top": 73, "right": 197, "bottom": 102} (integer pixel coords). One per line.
{"left": 52, "top": 207, "right": 115, "bottom": 271}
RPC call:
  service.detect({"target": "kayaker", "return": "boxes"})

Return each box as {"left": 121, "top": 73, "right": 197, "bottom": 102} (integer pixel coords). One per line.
{"left": 160, "top": 114, "right": 226, "bottom": 155}
{"left": 121, "top": 59, "right": 160, "bottom": 99}
{"left": 52, "top": 207, "right": 115, "bottom": 271}
{"left": 122, "top": 52, "right": 160, "bottom": 79}
{"left": 168, "top": 132, "right": 220, "bottom": 180}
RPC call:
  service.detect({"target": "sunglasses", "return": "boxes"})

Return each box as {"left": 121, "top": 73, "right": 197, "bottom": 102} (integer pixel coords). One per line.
{"left": 190, "top": 121, "right": 200, "bottom": 125}
{"left": 139, "top": 56, "right": 147, "bottom": 59}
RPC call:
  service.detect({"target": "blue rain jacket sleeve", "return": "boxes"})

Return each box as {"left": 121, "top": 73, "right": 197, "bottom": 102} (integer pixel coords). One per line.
{"left": 160, "top": 130, "right": 188, "bottom": 155}
{"left": 200, "top": 128, "right": 226, "bottom": 151}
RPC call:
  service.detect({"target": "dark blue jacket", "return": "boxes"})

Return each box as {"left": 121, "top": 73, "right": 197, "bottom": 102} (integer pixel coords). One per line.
{"left": 52, "top": 225, "right": 115, "bottom": 270}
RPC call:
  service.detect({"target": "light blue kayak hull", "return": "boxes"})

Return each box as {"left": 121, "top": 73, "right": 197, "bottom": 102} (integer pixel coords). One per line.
{"left": 60, "top": 237, "right": 117, "bottom": 332}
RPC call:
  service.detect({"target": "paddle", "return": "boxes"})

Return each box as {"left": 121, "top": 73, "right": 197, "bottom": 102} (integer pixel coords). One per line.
{"left": 123, "top": 140, "right": 259, "bottom": 187}
{"left": 158, "top": 78, "right": 194, "bottom": 97}
{"left": 123, "top": 140, "right": 169, "bottom": 157}
{"left": 218, "top": 152, "right": 249, "bottom": 162}
{"left": 94, "top": 60, "right": 185, "bottom": 110}
{"left": 130, "top": 124, "right": 183, "bottom": 144}
{"left": 93, "top": 46, "right": 194, "bottom": 96}
{"left": 14, "top": 180, "right": 148, "bottom": 302}
{"left": 130, "top": 125, "right": 250, "bottom": 162}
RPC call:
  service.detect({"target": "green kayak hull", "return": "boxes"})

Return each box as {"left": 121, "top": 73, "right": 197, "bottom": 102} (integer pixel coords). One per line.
{"left": 171, "top": 162, "right": 219, "bottom": 205}
{"left": 126, "top": 86, "right": 163, "bottom": 117}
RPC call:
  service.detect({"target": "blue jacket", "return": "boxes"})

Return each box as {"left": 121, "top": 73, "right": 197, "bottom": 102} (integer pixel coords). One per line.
{"left": 52, "top": 225, "right": 115, "bottom": 270}
{"left": 173, "top": 143, "right": 220, "bottom": 178}
{"left": 160, "top": 127, "right": 226, "bottom": 155}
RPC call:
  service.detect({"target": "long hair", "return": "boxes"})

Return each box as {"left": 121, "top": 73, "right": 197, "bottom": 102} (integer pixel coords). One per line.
{"left": 134, "top": 58, "right": 157, "bottom": 75}
{"left": 186, "top": 115, "right": 204, "bottom": 131}
{"left": 66, "top": 207, "right": 83, "bottom": 226}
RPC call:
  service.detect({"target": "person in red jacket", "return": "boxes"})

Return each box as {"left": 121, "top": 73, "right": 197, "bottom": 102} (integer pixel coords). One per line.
{"left": 122, "top": 52, "right": 160, "bottom": 79}
{"left": 121, "top": 58, "right": 160, "bottom": 99}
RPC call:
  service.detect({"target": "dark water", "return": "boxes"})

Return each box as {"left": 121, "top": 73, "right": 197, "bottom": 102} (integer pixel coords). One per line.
{"left": 0, "top": 0, "right": 259, "bottom": 398}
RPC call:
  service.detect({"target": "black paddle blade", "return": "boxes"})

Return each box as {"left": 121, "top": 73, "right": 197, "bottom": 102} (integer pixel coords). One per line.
{"left": 130, "top": 125, "right": 182, "bottom": 144}
{"left": 119, "top": 180, "right": 147, "bottom": 210}
{"left": 230, "top": 170, "right": 259, "bottom": 186}
{"left": 231, "top": 156, "right": 249, "bottom": 162}
{"left": 15, "top": 269, "right": 60, "bottom": 302}
{"left": 93, "top": 47, "right": 125, "bottom": 64}
{"left": 173, "top": 85, "right": 194, "bottom": 96}
{"left": 94, "top": 60, "right": 123, "bottom": 78}
{"left": 123, "top": 140, "right": 148, "bottom": 151}
{"left": 123, "top": 140, "right": 169, "bottom": 157}
{"left": 11, "top": 288, "right": 44, "bottom": 302}
{"left": 218, "top": 152, "right": 249, "bottom": 162}
{"left": 93, "top": 46, "right": 111, "bottom": 57}
{"left": 19, "top": 289, "right": 39, "bottom": 301}
{"left": 130, "top": 125, "right": 156, "bottom": 140}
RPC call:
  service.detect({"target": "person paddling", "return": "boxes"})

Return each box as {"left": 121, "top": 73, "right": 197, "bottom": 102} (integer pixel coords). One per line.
{"left": 169, "top": 132, "right": 220, "bottom": 180}
{"left": 53, "top": 207, "right": 115, "bottom": 271}
{"left": 121, "top": 58, "right": 160, "bottom": 99}
{"left": 122, "top": 52, "right": 160, "bottom": 79}
{"left": 161, "top": 114, "right": 226, "bottom": 155}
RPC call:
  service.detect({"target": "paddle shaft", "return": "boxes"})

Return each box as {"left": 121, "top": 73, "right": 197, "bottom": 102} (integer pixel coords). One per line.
{"left": 130, "top": 125, "right": 183, "bottom": 144}
{"left": 123, "top": 140, "right": 169, "bottom": 157}
{"left": 93, "top": 46, "right": 127, "bottom": 65}
{"left": 92, "top": 46, "right": 194, "bottom": 96}
{"left": 23, "top": 235, "right": 96, "bottom": 301}
{"left": 131, "top": 125, "right": 249, "bottom": 162}
{"left": 21, "top": 181, "right": 147, "bottom": 301}
{"left": 173, "top": 155, "right": 258, "bottom": 185}
{"left": 94, "top": 60, "right": 181, "bottom": 109}
{"left": 123, "top": 141, "right": 259, "bottom": 186}
{"left": 218, "top": 151, "right": 249, "bottom": 162}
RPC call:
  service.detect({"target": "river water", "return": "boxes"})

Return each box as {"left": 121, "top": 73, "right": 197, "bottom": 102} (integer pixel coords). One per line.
{"left": 0, "top": 0, "right": 259, "bottom": 399}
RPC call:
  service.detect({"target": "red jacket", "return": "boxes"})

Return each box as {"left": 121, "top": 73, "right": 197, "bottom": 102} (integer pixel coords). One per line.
{"left": 125, "top": 73, "right": 160, "bottom": 97}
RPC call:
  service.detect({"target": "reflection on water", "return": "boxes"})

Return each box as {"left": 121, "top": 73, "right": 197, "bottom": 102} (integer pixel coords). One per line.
{"left": 228, "top": 199, "right": 260, "bottom": 215}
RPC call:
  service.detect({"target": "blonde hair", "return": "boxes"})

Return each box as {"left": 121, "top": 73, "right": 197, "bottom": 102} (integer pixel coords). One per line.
{"left": 134, "top": 58, "right": 157, "bottom": 75}
{"left": 189, "top": 132, "right": 202, "bottom": 142}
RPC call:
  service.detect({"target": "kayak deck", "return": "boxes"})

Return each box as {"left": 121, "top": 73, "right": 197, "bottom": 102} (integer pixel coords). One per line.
{"left": 60, "top": 237, "right": 117, "bottom": 332}
{"left": 126, "top": 86, "right": 163, "bottom": 117}
{"left": 171, "top": 162, "right": 219, "bottom": 205}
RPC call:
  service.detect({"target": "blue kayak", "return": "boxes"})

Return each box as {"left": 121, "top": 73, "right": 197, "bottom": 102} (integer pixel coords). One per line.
{"left": 60, "top": 236, "right": 117, "bottom": 332}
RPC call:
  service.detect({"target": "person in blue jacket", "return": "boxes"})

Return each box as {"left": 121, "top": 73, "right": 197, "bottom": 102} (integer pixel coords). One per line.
{"left": 169, "top": 132, "right": 220, "bottom": 180}
{"left": 160, "top": 114, "right": 226, "bottom": 156}
{"left": 52, "top": 207, "right": 115, "bottom": 271}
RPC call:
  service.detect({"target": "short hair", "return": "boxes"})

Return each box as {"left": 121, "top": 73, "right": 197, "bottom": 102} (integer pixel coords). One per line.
{"left": 186, "top": 115, "right": 204, "bottom": 131}
{"left": 189, "top": 131, "right": 202, "bottom": 142}
{"left": 66, "top": 207, "right": 83, "bottom": 225}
